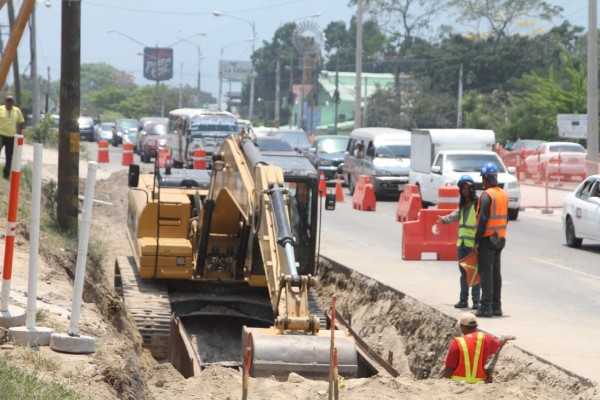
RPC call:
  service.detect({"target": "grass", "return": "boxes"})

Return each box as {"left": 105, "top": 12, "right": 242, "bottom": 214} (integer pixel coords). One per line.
{"left": 0, "top": 358, "right": 80, "bottom": 400}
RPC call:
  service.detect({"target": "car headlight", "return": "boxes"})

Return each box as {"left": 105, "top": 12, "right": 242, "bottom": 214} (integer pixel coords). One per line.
{"left": 319, "top": 160, "right": 333, "bottom": 166}
{"left": 507, "top": 181, "right": 520, "bottom": 189}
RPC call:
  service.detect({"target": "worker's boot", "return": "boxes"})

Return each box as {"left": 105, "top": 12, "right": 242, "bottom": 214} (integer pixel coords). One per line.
{"left": 493, "top": 308, "right": 503, "bottom": 316}
{"left": 454, "top": 301, "right": 468, "bottom": 309}
{"left": 472, "top": 301, "right": 480, "bottom": 310}
{"left": 476, "top": 306, "right": 493, "bottom": 318}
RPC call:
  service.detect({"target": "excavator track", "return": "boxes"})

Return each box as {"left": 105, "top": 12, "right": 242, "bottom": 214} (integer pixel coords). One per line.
{"left": 307, "top": 288, "right": 328, "bottom": 329}
{"left": 115, "top": 256, "right": 172, "bottom": 359}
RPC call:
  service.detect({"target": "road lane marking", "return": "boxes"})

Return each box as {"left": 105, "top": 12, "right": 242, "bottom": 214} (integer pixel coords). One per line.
{"left": 530, "top": 257, "right": 600, "bottom": 280}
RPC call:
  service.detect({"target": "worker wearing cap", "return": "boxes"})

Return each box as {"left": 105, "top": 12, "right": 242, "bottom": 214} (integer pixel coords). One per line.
{"left": 472, "top": 162, "right": 509, "bottom": 318}
{"left": 0, "top": 95, "right": 25, "bottom": 179}
{"left": 440, "top": 312, "right": 513, "bottom": 383}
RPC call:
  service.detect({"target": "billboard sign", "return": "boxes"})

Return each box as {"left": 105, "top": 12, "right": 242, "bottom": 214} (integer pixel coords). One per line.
{"left": 143, "top": 47, "right": 174, "bottom": 81}
{"left": 220, "top": 60, "right": 252, "bottom": 81}
{"left": 557, "top": 114, "right": 588, "bottom": 139}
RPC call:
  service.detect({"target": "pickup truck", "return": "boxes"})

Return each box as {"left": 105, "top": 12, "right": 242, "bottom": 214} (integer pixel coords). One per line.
{"left": 408, "top": 129, "right": 521, "bottom": 220}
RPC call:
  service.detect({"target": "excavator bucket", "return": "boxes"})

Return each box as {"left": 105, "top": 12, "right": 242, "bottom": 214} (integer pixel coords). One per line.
{"left": 243, "top": 326, "right": 358, "bottom": 379}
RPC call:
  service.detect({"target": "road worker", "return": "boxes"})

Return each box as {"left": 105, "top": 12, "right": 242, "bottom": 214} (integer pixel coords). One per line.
{"left": 473, "top": 162, "right": 509, "bottom": 318}
{"left": 438, "top": 175, "right": 481, "bottom": 310}
{"left": 439, "top": 312, "right": 514, "bottom": 383}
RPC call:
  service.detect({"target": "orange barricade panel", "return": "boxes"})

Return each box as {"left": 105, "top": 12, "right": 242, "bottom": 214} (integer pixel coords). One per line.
{"left": 97, "top": 140, "right": 109, "bottom": 163}
{"left": 193, "top": 148, "right": 207, "bottom": 169}
{"left": 352, "top": 175, "right": 376, "bottom": 211}
{"left": 402, "top": 209, "right": 457, "bottom": 261}
{"left": 121, "top": 142, "right": 134, "bottom": 166}
{"left": 437, "top": 183, "right": 459, "bottom": 209}
{"left": 396, "top": 183, "right": 422, "bottom": 222}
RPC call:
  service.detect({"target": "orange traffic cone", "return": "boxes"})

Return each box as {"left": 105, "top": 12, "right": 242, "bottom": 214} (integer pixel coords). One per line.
{"left": 318, "top": 171, "right": 326, "bottom": 197}
{"left": 335, "top": 174, "right": 345, "bottom": 202}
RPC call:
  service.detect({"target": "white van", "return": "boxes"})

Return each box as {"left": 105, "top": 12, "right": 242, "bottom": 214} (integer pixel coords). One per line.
{"left": 342, "top": 127, "right": 411, "bottom": 198}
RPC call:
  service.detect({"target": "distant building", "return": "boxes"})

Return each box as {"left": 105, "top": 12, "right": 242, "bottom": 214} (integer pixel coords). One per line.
{"left": 289, "top": 71, "right": 417, "bottom": 134}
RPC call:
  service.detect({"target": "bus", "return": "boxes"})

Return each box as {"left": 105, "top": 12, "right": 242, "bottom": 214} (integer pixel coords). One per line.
{"left": 166, "top": 108, "right": 238, "bottom": 168}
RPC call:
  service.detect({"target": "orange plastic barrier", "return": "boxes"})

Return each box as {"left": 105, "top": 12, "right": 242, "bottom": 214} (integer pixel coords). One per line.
{"left": 396, "top": 184, "right": 422, "bottom": 222}
{"left": 193, "top": 148, "right": 207, "bottom": 169}
{"left": 121, "top": 142, "right": 134, "bottom": 166}
{"left": 97, "top": 140, "right": 109, "bottom": 163}
{"left": 318, "top": 171, "right": 326, "bottom": 197}
{"left": 157, "top": 147, "right": 169, "bottom": 168}
{"left": 352, "top": 175, "right": 376, "bottom": 211}
{"left": 401, "top": 209, "right": 458, "bottom": 260}
{"left": 437, "top": 182, "right": 459, "bottom": 209}
{"left": 335, "top": 174, "right": 345, "bottom": 203}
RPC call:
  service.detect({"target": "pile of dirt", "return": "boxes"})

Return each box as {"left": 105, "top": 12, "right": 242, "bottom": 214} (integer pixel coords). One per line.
{"left": 0, "top": 169, "right": 598, "bottom": 399}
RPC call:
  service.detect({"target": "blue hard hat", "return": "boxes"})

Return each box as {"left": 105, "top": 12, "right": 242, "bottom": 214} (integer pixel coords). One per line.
{"left": 457, "top": 174, "right": 474, "bottom": 186}
{"left": 480, "top": 162, "right": 499, "bottom": 176}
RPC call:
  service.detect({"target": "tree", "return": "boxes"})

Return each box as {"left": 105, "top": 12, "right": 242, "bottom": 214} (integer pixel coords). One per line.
{"left": 447, "top": 0, "right": 562, "bottom": 45}
{"left": 80, "top": 63, "right": 135, "bottom": 92}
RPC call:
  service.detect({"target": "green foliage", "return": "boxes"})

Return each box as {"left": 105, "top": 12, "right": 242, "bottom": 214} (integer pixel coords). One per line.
{"left": 0, "top": 358, "right": 79, "bottom": 399}
{"left": 32, "top": 113, "right": 59, "bottom": 147}
{"left": 462, "top": 90, "right": 512, "bottom": 142}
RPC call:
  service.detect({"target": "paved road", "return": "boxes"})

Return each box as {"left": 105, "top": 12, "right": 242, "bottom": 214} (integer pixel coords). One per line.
{"left": 319, "top": 190, "right": 600, "bottom": 384}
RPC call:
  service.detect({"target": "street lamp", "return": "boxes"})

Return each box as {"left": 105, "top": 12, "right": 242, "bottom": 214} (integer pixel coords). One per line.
{"left": 173, "top": 34, "right": 207, "bottom": 108}
{"left": 218, "top": 37, "right": 253, "bottom": 112}
{"left": 213, "top": 11, "right": 256, "bottom": 119}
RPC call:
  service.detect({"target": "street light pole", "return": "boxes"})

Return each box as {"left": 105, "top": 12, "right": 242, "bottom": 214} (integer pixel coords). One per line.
{"left": 218, "top": 37, "right": 253, "bottom": 112}
{"left": 214, "top": 11, "right": 256, "bottom": 119}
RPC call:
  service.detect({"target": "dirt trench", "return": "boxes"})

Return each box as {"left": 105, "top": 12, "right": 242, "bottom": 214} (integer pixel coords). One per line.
{"left": 314, "top": 256, "right": 594, "bottom": 399}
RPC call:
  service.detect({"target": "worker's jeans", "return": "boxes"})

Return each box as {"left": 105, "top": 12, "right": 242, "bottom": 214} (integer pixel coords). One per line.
{"left": 0, "top": 135, "right": 15, "bottom": 179}
{"left": 477, "top": 236, "right": 504, "bottom": 311}
{"left": 458, "top": 245, "right": 480, "bottom": 303}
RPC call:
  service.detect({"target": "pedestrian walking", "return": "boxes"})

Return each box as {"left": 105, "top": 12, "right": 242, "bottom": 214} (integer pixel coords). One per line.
{"left": 0, "top": 95, "right": 25, "bottom": 179}
{"left": 439, "top": 312, "right": 515, "bottom": 383}
{"left": 473, "top": 162, "right": 509, "bottom": 318}
{"left": 438, "top": 175, "right": 481, "bottom": 310}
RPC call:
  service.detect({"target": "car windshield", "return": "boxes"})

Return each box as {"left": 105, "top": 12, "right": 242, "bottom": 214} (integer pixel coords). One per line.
{"left": 445, "top": 154, "right": 507, "bottom": 173}
{"left": 516, "top": 140, "right": 545, "bottom": 150}
{"left": 79, "top": 117, "right": 93, "bottom": 125}
{"left": 258, "top": 138, "right": 293, "bottom": 151}
{"left": 118, "top": 120, "right": 138, "bottom": 129}
{"left": 148, "top": 124, "right": 167, "bottom": 135}
{"left": 317, "top": 138, "right": 348, "bottom": 153}
{"left": 276, "top": 132, "right": 311, "bottom": 147}
{"left": 375, "top": 143, "right": 410, "bottom": 158}
{"left": 548, "top": 144, "right": 585, "bottom": 153}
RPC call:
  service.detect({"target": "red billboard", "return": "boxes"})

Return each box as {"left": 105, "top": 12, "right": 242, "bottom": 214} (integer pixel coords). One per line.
{"left": 143, "top": 47, "right": 173, "bottom": 81}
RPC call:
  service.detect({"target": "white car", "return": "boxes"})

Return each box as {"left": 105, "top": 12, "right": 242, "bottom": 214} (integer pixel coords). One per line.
{"left": 562, "top": 175, "right": 600, "bottom": 247}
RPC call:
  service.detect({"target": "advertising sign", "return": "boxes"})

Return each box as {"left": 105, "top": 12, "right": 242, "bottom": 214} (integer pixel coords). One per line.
{"left": 557, "top": 114, "right": 588, "bottom": 139}
{"left": 220, "top": 60, "right": 252, "bottom": 81}
{"left": 143, "top": 47, "right": 174, "bottom": 81}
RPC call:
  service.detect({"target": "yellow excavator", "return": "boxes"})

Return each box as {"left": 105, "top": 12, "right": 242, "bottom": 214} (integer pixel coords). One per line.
{"left": 116, "top": 130, "right": 357, "bottom": 378}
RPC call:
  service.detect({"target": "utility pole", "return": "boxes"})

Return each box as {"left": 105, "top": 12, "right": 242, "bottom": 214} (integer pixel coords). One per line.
{"left": 457, "top": 63, "right": 463, "bottom": 128}
{"left": 587, "top": 0, "right": 599, "bottom": 167}
{"left": 275, "top": 58, "right": 281, "bottom": 127}
{"left": 354, "top": 0, "right": 363, "bottom": 129}
{"left": 363, "top": 76, "right": 368, "bottom": 124}
{"left": 0, "top": 0, "right": 34, "bottom": 95}
{"left": 289, "top": 55, "right": 294, "bottom": 127}
{"left": 45, "top": 66, "right": 50, "bottom": 113}
{"left": 57, "top": 0, "right": 80, "bottom": 233}
{"left": 7, "top": 0, "right": 21, "bottom": 104}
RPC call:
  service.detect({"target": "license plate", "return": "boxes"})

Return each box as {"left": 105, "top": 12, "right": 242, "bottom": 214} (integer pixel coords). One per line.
{"left": 398, "top": 184, "right": 404, "bottom": 191}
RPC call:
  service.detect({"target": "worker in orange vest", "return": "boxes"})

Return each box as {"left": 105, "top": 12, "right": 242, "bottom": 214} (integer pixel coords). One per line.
{"left": 473, "top": 162, "right": 509, "bottom": 318}
{"left": 440, "top": 312, "right": 515, "bottom": 383}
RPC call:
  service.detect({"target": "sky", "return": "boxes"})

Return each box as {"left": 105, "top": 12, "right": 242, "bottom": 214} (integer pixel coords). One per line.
{"left": 0, "top": 0, "right": 593, "bottom": 102}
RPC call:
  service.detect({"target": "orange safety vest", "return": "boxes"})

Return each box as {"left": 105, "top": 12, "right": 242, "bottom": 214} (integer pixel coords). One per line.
{"left": 450, "top": 332, "right": 487, "bottom": 383}
{"left": 476, "top": 186, "right": 508, "bottom": 238}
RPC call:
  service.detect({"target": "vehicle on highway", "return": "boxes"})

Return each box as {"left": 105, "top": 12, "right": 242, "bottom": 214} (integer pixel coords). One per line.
{"left": 138, "top": 121, "right": 168, "bottom": 163}
{"left": 255, "top": 136, "right": 295, "bottom": 154}
{"left": 523, "top": 142, "right": 587, "bottom": 180}
{"left": 252, "top": 126, "right": 278, "bottom": 137}
{"left": 270, "top": 129, "right": 312, "bottom": 153}
{"left": 344, "top": 127, "right": 411, "bottom": 198}
{"left": 78, "top": 116, "right": 95, "bottom": 142}
{"left": 502, "top": 139, "right": 546, "bottom": 170}
{"left": 136, "top": 117, "right": 169, "bottom": 154}
{"left": 562, "top": 175, "right": 600, "bottom": 248}
{"left": 123, "top": 129, "right": 139, "bottom": 150}
{"left": 166, "top": 108, "right": 238, "bottom": 168}
{"left": 112, "top": 118, "right": 139, "bottom": 147}
{"left": 305, "top": 135, "right": 349, "bottom": 181}
{"left": 95, "top": 122, "right": 115, "bottom": 142}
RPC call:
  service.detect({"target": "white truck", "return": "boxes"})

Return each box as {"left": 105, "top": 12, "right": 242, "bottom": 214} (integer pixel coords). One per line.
{"left": 408, "top": 129, "right": 521, "bottom": 220}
